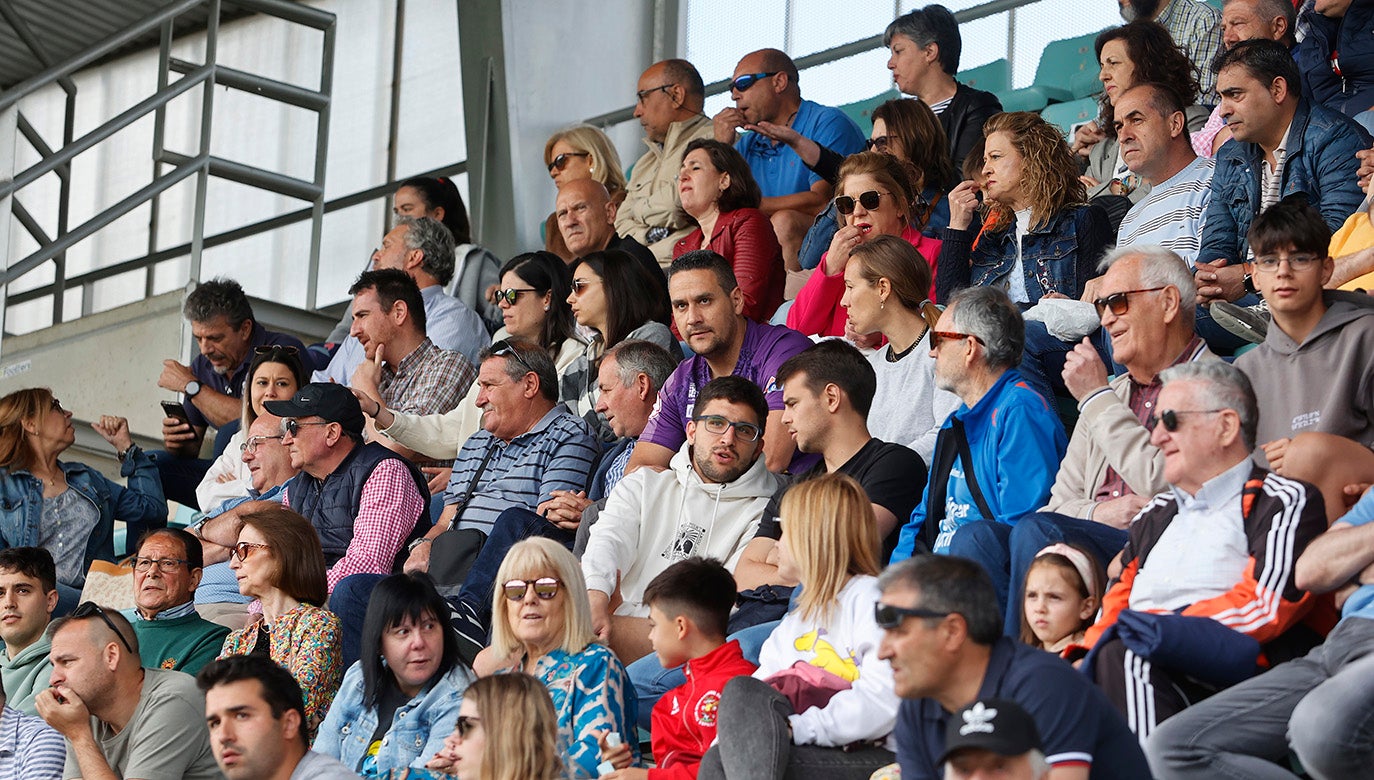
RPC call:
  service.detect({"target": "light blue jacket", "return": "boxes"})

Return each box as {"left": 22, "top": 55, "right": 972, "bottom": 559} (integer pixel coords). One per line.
{"left": 315, "top": 662, "right": 472, "bottom": 777}
{"left": 0, "top": 451, "right": 165, "bottom": 574}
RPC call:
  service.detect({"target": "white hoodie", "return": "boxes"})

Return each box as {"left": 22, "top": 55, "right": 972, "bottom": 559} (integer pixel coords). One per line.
{"left": 581, "top": 442, "right": 780, "bottom": 618}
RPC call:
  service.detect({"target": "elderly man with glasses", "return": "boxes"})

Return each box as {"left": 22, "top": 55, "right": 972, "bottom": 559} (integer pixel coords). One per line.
{"left": 124, "top": 528, "right": 229, "bottom": 675}
{"left": 36, "top": 602, "right": 223, "bottom": 780}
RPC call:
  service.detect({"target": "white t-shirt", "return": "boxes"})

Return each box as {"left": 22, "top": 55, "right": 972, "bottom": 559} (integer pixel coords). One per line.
{"left": 1009, "top": 208, "right": 1033, "bottom": 303}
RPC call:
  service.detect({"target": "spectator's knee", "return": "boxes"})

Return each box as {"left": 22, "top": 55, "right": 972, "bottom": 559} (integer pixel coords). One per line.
{"left": 1289, "top": 689, "right": 1369, "bottom": 778}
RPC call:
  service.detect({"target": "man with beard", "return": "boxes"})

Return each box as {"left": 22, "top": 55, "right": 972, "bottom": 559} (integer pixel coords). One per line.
{"left": 1117, "top": 0, "right": 1223, "bottom": 98}
{"left": 582, "top": 376, "right": 782, "bottom": 662}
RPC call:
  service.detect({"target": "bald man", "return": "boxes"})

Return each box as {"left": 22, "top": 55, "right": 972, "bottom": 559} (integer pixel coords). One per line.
{"left": 557, "top": 177, "right": 669, "bottom": 300}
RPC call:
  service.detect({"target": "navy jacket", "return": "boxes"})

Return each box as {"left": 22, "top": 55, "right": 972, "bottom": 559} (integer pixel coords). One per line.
{"left": 1295, "top": 3, "right": 1374, "bottom": 119}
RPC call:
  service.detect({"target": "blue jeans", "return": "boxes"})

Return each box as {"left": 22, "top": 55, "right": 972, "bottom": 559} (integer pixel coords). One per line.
{"left": 1145, "top": 617, "right": 1374, "bottom": 779}
{"left": 1018, "top": 320, "right": 1114, "bottom": 404}
{"left": 946, "top": 520, "right": 1014, "bottom": 620}
{"left": 1003, "top": 511, "right": 1129, "bottom": 636}
{"left": 449, "top": 507, "right": 576, "bottom": 639}
{"left": 328, "top": 572, "right": 387, "bottom": 668}
{"left": 626, "top": 619, "right": 780, "bottom": 732}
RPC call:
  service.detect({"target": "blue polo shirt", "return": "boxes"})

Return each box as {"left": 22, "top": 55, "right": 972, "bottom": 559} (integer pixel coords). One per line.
{"left": 735, "top": 99, "right": 865, "bottom": 198}
{"left": 184, "top": 323, "right": 305, "bottom": 428}
{"left": 896, "top": 637, "right": 1150, "bottom": 779}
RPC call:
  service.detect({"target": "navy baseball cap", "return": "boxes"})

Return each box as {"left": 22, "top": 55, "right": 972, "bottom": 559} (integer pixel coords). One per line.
{"left": 263, "top": 382, "right": 366, "bottom": 436}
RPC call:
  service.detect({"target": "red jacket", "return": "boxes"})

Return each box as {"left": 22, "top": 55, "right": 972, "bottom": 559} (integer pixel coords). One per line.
{"left": 674, "top": 208, "right": 784, "bottom": 324}
{"left": 649, "top": 640, "right": 757, "bottom": 779}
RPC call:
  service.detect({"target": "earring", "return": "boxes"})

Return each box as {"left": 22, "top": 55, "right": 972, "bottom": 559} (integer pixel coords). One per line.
{"left": 544, "top": 305, "right": 550, "bottom": 311}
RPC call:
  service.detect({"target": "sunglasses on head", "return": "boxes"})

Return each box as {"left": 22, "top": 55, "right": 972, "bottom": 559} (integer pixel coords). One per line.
{"left": 834, "top": 190, "right": 889, "bottom": 216}
{"left": 1091, "top": 286, "right": 1168, "bottom": 318}
{"left": 491, "top": 339, "right": 535, "bottom": 375}
{"left": 1147, "top": 408, "right": 1226, "bottom": 432}
{"left": 255, "top": 344, "right": 300, "bottom": 356}
{"left": 874, "top": 602, "right": 952, "bottom": 630}
{"left": 71, "top": 601, "right": 135, "bottom": 654}
{"left": 729, "top": 71, "right": 777, "bottom": 92}
{"left": 547, "top": 152, "right": 590, "bottom": 173}
{"left": 503, "top": 577, "right": 561, "bottom": 601}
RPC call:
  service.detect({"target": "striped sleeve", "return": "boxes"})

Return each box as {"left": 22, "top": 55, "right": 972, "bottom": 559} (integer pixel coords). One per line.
{"left": 14, "top": 710, "right": 66, "bottom": 780}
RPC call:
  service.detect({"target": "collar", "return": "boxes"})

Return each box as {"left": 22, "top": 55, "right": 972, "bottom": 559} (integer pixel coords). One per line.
{"left": 685, "top": 639, "right": 745, "bottom": 680}
{"left": 387, "top": 337, "right": 437, "bottom": 377}
{"left": 1128, "top": 336, "right": 1206, "bottom": 390}
{"left": 1170, "top": 456, "right": 1252, "bottom": 509}
{"left": 505, "top": 406, "right": 569, "bottom": 445}
{"left": 134, "top": 600, "right": 198, "bottom": 622}
{"left": 649, "top": 114, "right": 711, "bottom": 151}
{"left": 953, "top": 369, "right": 1024, "bottom": 423}
{"left": 1153, "top": 0, "right": 1180, "bottom": 25}
{"left": 974, "top": 636, "right": 1017, "bottom": 701}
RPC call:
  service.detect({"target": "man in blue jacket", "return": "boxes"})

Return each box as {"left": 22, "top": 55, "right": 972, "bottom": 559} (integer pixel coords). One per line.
{"left": 891, "top": 286, "right": 1066, "bottom": 614}
{"left": 1193, "top": 39, "right": 1371, "bottom": 348}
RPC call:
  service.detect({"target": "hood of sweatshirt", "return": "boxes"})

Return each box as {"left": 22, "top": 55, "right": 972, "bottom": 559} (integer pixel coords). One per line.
{"left": 668, "top": 440, "right": 783, "bottom": 502}
{"left": 0, "top": 635, "right": 51, "bottom": 671}
{"left": 1263, "top": 292, "right": 1374, "bottom": 356}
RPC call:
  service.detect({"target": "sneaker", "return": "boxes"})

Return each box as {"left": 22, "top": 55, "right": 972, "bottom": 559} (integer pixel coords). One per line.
{"left": 1211, "top": 300, "right": 1269, "bottom": 344}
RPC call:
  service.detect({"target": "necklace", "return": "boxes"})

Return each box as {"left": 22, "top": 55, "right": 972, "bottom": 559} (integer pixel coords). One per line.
{"left": 886, "top": 324, "right": 930, "bottom": 362}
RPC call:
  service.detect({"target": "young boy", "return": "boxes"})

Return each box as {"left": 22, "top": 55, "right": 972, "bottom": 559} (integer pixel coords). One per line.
{"left": 1234, "top": 196, "right": 1374, "bottom": 520}
{"left": 597, "top": 557, "right": 756, "bottom": 779}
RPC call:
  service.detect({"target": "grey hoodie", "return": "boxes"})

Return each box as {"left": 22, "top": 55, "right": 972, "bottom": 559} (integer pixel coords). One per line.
{"left": 1236, "top": 291, "right": 1374, "bottom": 448}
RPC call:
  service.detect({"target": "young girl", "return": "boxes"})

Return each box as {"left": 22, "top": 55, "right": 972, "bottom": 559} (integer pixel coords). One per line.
{"left": 1019, "top": 543, "right": 1103, "bottom": 656}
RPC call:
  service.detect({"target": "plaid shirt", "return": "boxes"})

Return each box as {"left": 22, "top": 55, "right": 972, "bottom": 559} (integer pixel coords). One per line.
{"left": 282, "top": 459, "right": 426, "bottom": 592}
{"left": 379, "top": 337, "right": 475, "bottom": 416}
{"left": 0, "top": 705, "right": 64, "bottom": 780}
{"left": 1157, "top": 0, "right": 1223, "bottom": 99}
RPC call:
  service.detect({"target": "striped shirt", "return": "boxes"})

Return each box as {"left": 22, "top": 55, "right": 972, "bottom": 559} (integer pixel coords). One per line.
{"left": 1118, "top": 156, "right": 1215, "bottom": 266}
{"left": 1156, "top": 0, "right": 1223, "bottom": 99}
{"left": 0, "top": 705, "right": 64, "bottom": 780}
{"left": 445, "top": 407, "right": 600, "bottom": 534}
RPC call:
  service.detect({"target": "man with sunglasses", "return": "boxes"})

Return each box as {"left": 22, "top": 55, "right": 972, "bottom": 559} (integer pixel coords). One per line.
{"left": 618, "top": 59, "right": 714, "bottom": 266}
{"left": 1078, "top": 361, "right": 1325, "bottom": 739}
{"left": 126, "top": 529, "right": 229, "bottom": 675}
{"left": 156, "top": 277, "right": 305, "bottom": 510}
{"left": 1001, "top": 246, "right": 1218, "bottom": 636}
{"left": 583, "top": 376, "right": 781, "bottom": 662}
{"left": 37, "top": 603, "right": 223, "bottom": 780}
{"left": 1233, "top": 198, "right": 1374, "bottom": 523}
{"left": 714, "top": 49, "right": 865, "bottom": 267}
{"left": 876, "top": 555, "right": 1151, "bottom": 780}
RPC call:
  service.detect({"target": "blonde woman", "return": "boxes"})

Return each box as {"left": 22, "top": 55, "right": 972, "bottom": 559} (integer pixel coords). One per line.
{"left": 700, "top": 473, "right": 900, "bottom": 779}
{"left": 544, "top": 125, "right": 628, "bottom": 261}
{"left": 416, "top": 674, "right": 563, "bottom": 780}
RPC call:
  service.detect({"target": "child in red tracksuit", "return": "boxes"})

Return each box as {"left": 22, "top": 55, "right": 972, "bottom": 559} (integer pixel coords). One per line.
{"left": 597, "top": 558, "right": 757, "bottom": 779}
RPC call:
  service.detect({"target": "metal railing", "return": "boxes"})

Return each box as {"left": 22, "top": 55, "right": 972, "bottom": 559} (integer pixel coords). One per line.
{"left": 0, "top": 0, "right": 337, "bottom": 334}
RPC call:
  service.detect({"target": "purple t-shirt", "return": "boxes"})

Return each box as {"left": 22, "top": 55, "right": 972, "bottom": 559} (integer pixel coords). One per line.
{"left": 639, "top": 319, "right": 818, "bottom": 473}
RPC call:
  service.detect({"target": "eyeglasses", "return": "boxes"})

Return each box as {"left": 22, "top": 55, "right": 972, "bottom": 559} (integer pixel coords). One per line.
{"left": 547, "top": 152, "right": 591, "bottom": 173}
{"left": 503, "top": 577, "right": 562, "bottom": 601}
{"left": 280, "top": 418, "right": 331, "bottom": 437}
{"left": 71, "top": 601, "right": 136, "bottom": 654}
{"left": 491, "top": 339, "right": 534, "bottom": 375}
{"left": 635, "top": 83, "right": 674, "bottom": 103}
{"left": 930, "top": 331, "right": 986, "bottom": 349}
{"left": 240, "top": 434, "right": 283, "bottom": 455}
{"left": 864, "top": 136, "right": 892, "bottom": 152}
{"left": 133, "top": 557, "right": 190, "bottom": 573}
{"left": 1147, "top": 408, "right": 1227, "bottom": 432}
{"left": 254, "top": 345, "right": 300, "bottom": 356}
{"left": 1091, "top": 286, "right": 1168, "bottom": 318}
{"left": 570, "top": 279, "right": 600, "bottom": 294}
{"left": 691, "top": 415, "right": 762, "bottom": 442}
{"left": 1251, "top": 253, "right": 1322, "bottom": 273}
{"left": 230, "top": 541, "right": 271, "bottom": 562}
{"left": 874, "top": 602, "right": 952, "bottom": 630}
{"left": 455, "top": 715, "right": 482, "bottom": 740}
{"left": 834, "top": 190, "right": 889, "bottom": 216}
{"left": 729, "top": 71, "right": 777, "bottom": 92}
{"left": 495, "top": 287, "right": 538, "bottom": 306}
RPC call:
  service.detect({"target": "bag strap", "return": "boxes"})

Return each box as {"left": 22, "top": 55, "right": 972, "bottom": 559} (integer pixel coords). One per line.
{"left": 950, "top": 417, "right": 996, "bottom": 521}
{"left": 449, "top": 442, "right": 498, "bottom": 528}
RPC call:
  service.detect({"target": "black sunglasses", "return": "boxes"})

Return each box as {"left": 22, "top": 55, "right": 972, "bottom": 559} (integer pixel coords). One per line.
{"left": 730, "top": 71, "right": 778, "bottom": 92}
{"left": 874, "top": 602, "right": 952, "bottom": 630}
{"left": 834, "top": 190, "right": 888, "bottom": 216}
{"left": 491, "top": 338, "right": 534, "bottom": 375}
{"left": 255, "top": 344, "right": 300, "bottom": 356}
{"left": 1148, "top": 408, "right": 1227, "bottom": 432}
{"left": 864, "top": 136, "right": 892, "bottom": 152}
{"left": 280, "top": 418, "right": 331, "bottom": 437}
{"left": 71, "top": 601, "right": 135, "bottom": 654}
{"left": 547, "top": 152, "right": 590, "bottom": 173}
{"left": 495, "top": 287, "right": 538, "bottom": 306}
{"left": 1091, "top": 286, "right": 1168, "bottom": 318}
{"left": 503, "top": 577, "right": 561, "bottom": 601}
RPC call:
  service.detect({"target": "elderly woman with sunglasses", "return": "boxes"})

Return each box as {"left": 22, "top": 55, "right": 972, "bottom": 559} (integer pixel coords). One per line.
{"left": 543, "top": 126, "right": 628, "bottom": 263}
{"left": 472, "top": 538, "right": 638, "bottom": 779}
{"left": 0, "top": 388, "right": 165, "bottom": 612}
{"left": 788, "top": 151, "right": 942, "bottom": 339}
{"left": 218, "top": 504, "right": 342, "bottom": 738}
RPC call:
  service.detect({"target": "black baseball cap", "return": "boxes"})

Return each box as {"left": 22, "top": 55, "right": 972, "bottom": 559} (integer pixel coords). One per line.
{"left": 939, "top": 698, "right": 1042, "bottom": 764}
{"left": 263, "top": 382, "right": 366, "bottom": 436}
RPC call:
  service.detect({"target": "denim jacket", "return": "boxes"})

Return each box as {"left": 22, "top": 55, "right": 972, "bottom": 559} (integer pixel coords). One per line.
{"left": 1198, "top": 100, "right": 1371, "bottom": 267}
{"left": 934, "top": 204, "right": 1111, "bottom": 305}
{"left": 315, "top": 662, "right": 472, "bottom": 777}
{"left": 0, "top": 450, "right": 165, "bottom": 576}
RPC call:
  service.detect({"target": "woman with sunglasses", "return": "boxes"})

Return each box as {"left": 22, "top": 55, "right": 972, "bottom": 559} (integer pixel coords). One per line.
{"left": 219, "top": 504, "right": 342, "bottom": 738}
{"left": 473, "top": 538, "right": 638, "bottom": 779}
{"left": 788, "top": 151, "right": 942, "bottom": 339}
{"left": 0, "top": 388, "right": 164, "bottom": 613}
{"left": 672, "top": 138, "right": 785, "bottom": 323}
{"left": 413, "top": 674, "right": 562, "bottom": 780}
{"left": 317, "top": 572, "right": 472, "bottom": 778}
{"left": 543, "top": 125, "right": 628, "bottom": 263}
{"left": 194, "top": 345, "right": 307, "bottom": 513}
{"left": 701, "top": 473, "right": 899, "bottom": 779}
{"left": 393, "top": 176, "right": 503, "bottom": 331}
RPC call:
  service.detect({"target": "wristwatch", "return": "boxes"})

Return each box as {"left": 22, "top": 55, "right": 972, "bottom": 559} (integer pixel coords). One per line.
{"left": 184, "top": 380, "right": 201, "bottom": 398}
{"left": 117, "top": 444, "right": 141, "bottom": 463}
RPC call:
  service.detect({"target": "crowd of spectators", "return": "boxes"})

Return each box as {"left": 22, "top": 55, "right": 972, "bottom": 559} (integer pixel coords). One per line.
{"left": 4, "top": 1, "right": 1374, "bottom": 778}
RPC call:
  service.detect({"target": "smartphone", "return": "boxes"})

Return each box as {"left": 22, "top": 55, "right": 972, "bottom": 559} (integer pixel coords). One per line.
{"left": 160, "top": 400, "right": 191, "bottom": 425}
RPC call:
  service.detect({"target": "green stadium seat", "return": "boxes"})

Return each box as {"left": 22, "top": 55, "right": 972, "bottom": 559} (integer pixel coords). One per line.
{"left": 997, "top": 30, "right": 1107, "bottom": 113}
{"left": 1041, "top": 97, "right": 1100, "bottom": 137}
{"left": 958, "top": 58, "right": 1011, "bottom": 94}
{"left": 838, "top": 89, "right": 901, "bottom": 134}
